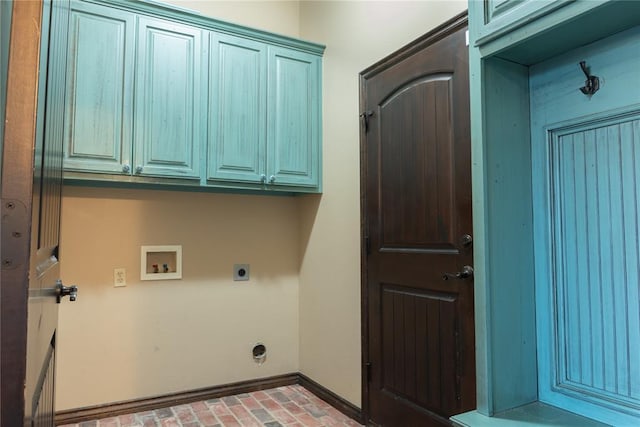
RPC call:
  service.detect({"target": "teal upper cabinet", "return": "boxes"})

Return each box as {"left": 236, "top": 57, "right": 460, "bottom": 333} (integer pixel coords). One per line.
{"left": 208, "top": 33, "right": 267, "bottom": 184}
{"left": 134, "top": 17, "right": 204, "bottom": 180}
{"left": 63, "top": 1, "right": 134, "bottom": 174}
{"left": 267, "top": 47, "right": 321, "bottom": 190}
{"left": 207, "top": 38, "right": 322, "bottom": 191}
{"left": 57, "top": 0, "right": 324, "bottom": 193}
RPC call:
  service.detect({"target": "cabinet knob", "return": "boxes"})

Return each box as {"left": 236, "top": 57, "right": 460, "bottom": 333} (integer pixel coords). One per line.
{"left": 122, "top": 164, "right": 131, "bottom": 173}
{"left": 269, "top": 175, "right": 276, "bottom": 184}
{"left": 135, "top": 165, "right": 143, "bottom": 174}
{"left": 260, "top": 174, "right": 266, "bottom": 183}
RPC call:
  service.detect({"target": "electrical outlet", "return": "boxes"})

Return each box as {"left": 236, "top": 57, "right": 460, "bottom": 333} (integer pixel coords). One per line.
{"left": 114, "top": 268, "right": 126, "bottom": 287}
{"left": 233, "top": 264, "right": 250, "bottom": 281}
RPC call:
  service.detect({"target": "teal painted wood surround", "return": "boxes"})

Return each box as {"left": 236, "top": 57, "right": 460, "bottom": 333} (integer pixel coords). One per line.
{"left": 529, "top": 27, "right": 640, "bottom": 426}
{"left": 458, "top": 1, "right": 640, "bottom": 426}
{"left": 475, "top": 0, "right": 572, "bottom": 45}
{"left": 57, "top": 0, "right": 324, "bottom": 194}
{"left": 469, "top": 0, "right": 640, "bottom": 63}
{"left": 62, "top": 1, "right": 134, "bottom": 174}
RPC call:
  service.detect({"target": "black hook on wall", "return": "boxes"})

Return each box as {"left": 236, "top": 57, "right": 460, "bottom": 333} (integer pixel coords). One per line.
{"left": 579, "top": 61, "right": 599, "bottom": 96}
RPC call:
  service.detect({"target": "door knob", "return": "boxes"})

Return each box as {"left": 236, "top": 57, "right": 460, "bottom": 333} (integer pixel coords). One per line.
{"left": 442, "top": 265, "right": 474, "bottom": 281}
{"left": 459, "top": 234, "right": 473, "bottom": 248}
{"left": 56, "top": 279, "right": 78, "bottom": 303}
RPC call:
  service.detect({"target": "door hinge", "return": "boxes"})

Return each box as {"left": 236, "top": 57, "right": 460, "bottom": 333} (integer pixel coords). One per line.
{"left": 365, "top": 236, "right": 371, "bottom": 256}
{"left": 366, "top": 362, "right": 372, "bottom": 381}
{"left": 1, "top": 199, "right": 28, "bottom": 270}
{"left": 360, "top": 110, "right": 374, "bottom": 132}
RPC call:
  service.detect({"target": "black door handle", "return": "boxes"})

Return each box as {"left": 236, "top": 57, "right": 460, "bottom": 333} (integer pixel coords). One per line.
{"left": 442, "top": 265, "right": 474, "bottom": 281}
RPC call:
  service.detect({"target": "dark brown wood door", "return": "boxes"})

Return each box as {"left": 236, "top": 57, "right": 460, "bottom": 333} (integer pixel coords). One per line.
{"left": 360, "top": 14, "right": 474, "bottom": 427}
{"left": 1, "top": 1, "right": 70, "bottom": 425}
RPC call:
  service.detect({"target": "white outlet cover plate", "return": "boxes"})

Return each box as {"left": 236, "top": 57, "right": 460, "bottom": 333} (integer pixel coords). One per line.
{"left": 114, "top": 268, "right": 126, "bottom": 287}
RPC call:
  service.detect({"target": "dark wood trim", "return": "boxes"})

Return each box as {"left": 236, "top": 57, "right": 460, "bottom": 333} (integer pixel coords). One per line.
{"left": 298, "top": 373, "right": 364, "bottom": 424}
{"left": 360, "top": 10, "right": 468, "bottom": 79}
{"left": 358, "top": 68, "right": 371, "bottom": 427}
{"left": 55, "top": 372, "right": 364, "bottom": 426}
{"left": 55, "top": 373, "right": 298, "bottom": 425}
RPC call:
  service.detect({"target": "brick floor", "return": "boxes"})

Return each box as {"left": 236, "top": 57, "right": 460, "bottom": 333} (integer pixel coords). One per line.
{"left": 58, "top": 385, "right": 363, "bottom": 427}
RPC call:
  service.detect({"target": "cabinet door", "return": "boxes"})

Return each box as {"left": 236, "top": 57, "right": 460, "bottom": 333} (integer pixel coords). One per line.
{"left": 134, "top": 17, "right": 204, "bottom": 179}
{"left": 267, "top": 47, "right": 321, "bottom": 189}
{"left": 63, "top": 1, "right": 134, "bottom": 174}
{"left": 208, "top": 33, "right": 266, "bottom": 184}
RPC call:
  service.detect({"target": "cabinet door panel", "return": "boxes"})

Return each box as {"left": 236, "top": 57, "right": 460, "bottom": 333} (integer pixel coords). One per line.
{"left": 135, "top": 17, "right": 203, "bottom": 179}
{"left": 267, "top": 47, "right": 320, "bottom": 188}
{"left": 208, "top": 33, "right": 266, "bottom": 183}
{"left": 63, "top": 2, "right": 134, "bottom": 174}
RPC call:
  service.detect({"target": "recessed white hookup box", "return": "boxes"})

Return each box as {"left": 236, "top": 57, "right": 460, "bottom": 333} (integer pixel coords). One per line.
{"left": 141, "top": 245, "right": 182, "bottom": 281}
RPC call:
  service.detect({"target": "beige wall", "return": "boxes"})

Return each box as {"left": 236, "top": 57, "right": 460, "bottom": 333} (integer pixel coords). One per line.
{"left": 57, "top": 0, "right": 467, "bottom": 412}
{"left": 297, "top": 1, "right": 467, "bottom": 407}
{"left": 57, "top": 188, "right": 301, "bottom": 409}
{"left": 161, "top": 0, "right": 300, "bottom": 37}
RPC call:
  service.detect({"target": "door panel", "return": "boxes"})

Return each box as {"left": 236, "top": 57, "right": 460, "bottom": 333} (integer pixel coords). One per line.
{"left": 380, "top": 285, "right": 459, "bottom": 414}
{"left": 549, "top": 119, "right": 640, "bottom": 406}
{"left": 379, "top": 75, "right": 456, "bottom": 252}
{"left": 62, "top": 2, "right": 134, "bottom": 174}
{"left": 361, "top": 16, "right": 474, "bottom": 427}
{"left": 1, "top": 0, "right": 70, "bottom": 424}
{"left": 208, "top": 33, "right": 266, "bottom": 184}
{"left": 135, "top": 17, "right": 203, "bottom": 179}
